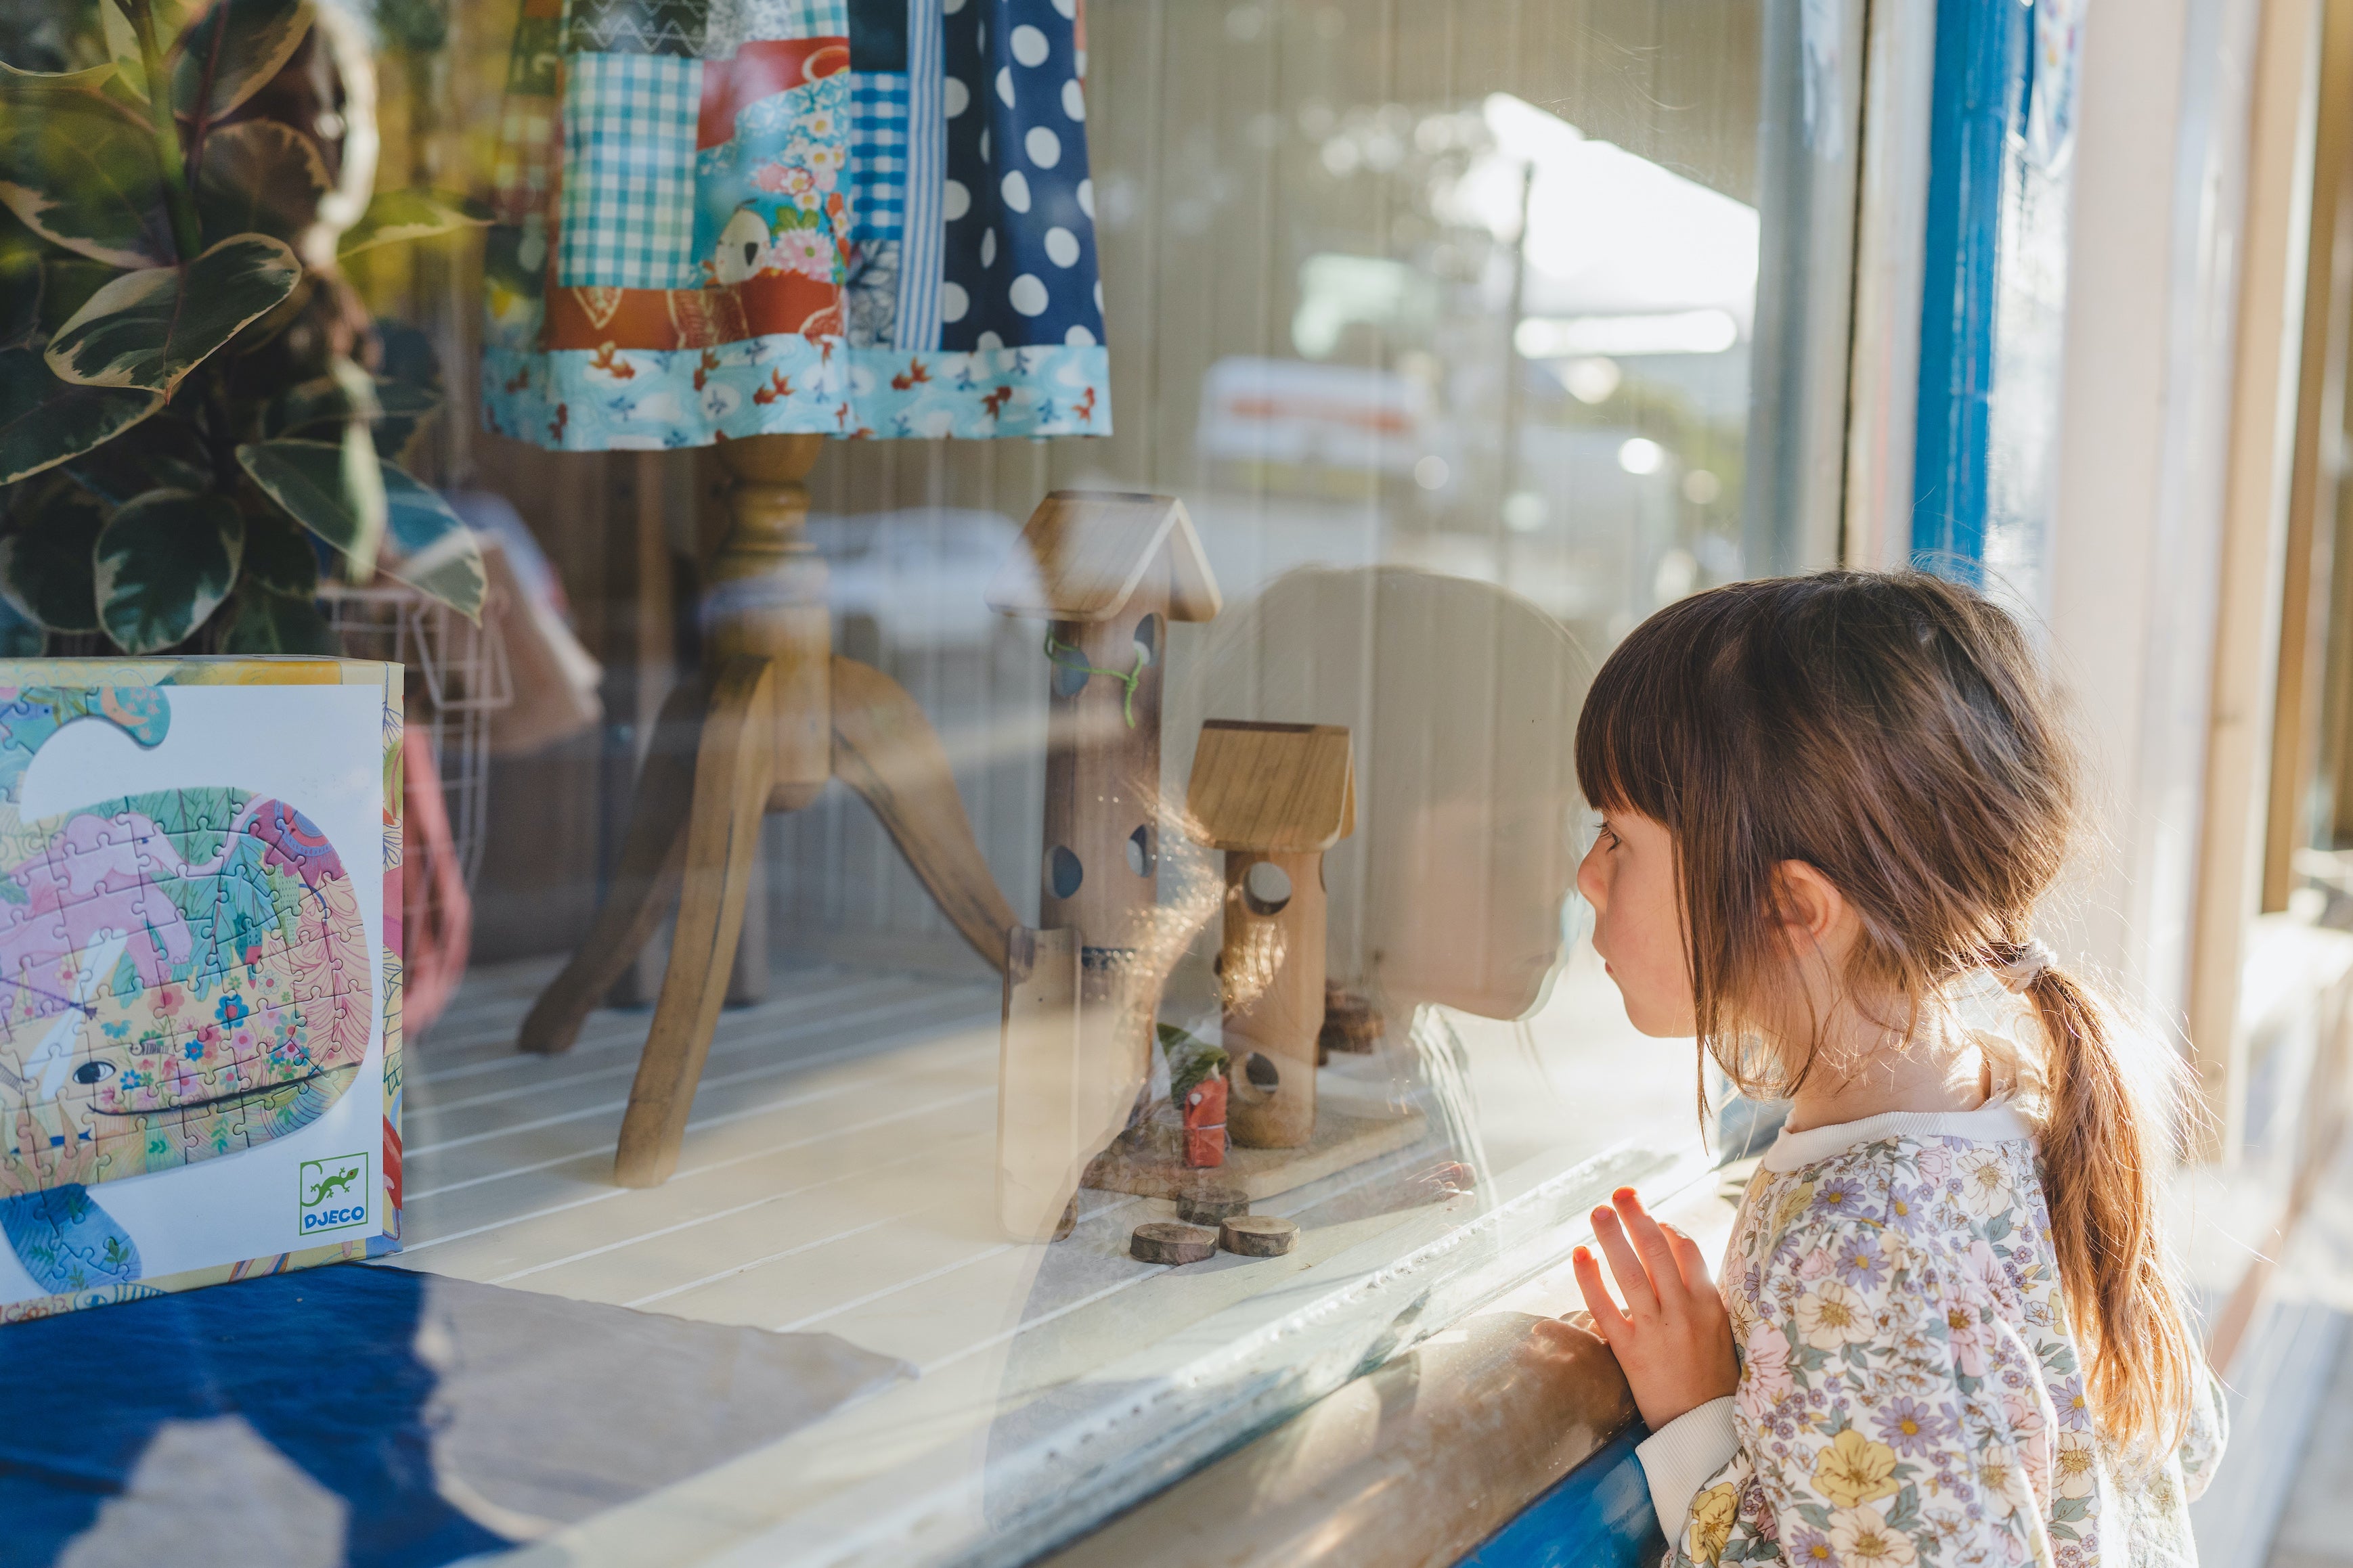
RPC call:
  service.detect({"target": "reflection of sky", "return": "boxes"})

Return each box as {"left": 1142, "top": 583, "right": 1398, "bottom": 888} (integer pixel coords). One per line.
{"left": 1445, "top": 93, "right": 1761, "bottom": 330}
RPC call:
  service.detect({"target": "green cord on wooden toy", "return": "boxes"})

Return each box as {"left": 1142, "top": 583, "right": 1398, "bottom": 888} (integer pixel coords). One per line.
{"left": 1044, "top": 634, "right": 1144, "bottom": 727}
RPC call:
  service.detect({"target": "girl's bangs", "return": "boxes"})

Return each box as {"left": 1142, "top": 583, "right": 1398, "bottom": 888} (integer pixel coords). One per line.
{"left": 1573, "top": 593, "right": 1727, "bottom": 827}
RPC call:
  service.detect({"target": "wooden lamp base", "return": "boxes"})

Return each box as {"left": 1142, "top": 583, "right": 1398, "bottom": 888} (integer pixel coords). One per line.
{"left": 516, "top": 433, "right": 1019, "bottom": 1188}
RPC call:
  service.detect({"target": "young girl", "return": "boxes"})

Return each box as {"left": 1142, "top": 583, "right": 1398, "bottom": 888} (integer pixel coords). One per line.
{"left": 1568, "top": 573, "right": 2226, "bottom": 1567}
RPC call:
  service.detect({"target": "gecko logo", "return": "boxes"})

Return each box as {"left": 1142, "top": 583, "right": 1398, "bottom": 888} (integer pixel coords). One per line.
{"left": 299, "top": 1154, "right": 371, "bottom": 1234}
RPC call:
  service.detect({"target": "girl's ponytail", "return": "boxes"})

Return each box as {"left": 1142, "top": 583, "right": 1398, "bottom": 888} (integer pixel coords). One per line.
{"left": 2019, "top": 956, "right": 2198, "bottom": 1455}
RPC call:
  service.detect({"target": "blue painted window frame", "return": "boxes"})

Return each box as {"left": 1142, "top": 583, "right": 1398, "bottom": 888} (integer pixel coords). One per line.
{"left": 1453, "top": 1423, "right": 1667, "bottom": 1568}
{"left": 1912, "top": 0, "right": 2072, "bottom": 599}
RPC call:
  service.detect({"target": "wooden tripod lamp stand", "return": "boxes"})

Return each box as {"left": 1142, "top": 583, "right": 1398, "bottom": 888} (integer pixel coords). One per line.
{"left": 516, "top": 432, "right": 1019, "bottom": 1188}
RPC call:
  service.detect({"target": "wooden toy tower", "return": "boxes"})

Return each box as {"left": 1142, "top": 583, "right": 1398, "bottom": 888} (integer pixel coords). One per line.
{"left": 1186, "top": 721, "right": 1357, "bottom": 1148}
{"left": 988, "top": 493, "right": 1221, "bottom": 1238}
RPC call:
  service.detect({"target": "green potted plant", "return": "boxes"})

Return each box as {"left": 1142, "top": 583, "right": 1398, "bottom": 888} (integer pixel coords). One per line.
{"left": 0, "top": 0, "right": 486, "bottom": 656}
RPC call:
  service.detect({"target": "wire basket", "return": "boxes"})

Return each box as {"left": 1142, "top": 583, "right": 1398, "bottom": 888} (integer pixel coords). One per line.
{"left": 320, "top": 583, "right": 513, "bottom": 891}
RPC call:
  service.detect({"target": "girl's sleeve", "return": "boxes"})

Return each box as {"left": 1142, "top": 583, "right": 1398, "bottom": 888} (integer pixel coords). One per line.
{"left": 1660, "top": 1215, "right": 2057, "bottom": 1567}
{"left": 1636, "top": 1396, "right": 1739, "bottom": 1538}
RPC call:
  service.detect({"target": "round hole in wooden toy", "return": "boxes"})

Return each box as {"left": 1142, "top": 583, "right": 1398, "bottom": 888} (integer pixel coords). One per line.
{"left": 1126, "top": 823, "right": 1156, "bottom": 876}
{"left": 1133, "top": 612, "right": 1161, "bottom": 666}
{"left": 1051, "top": 658, "right": 1090, "bottom": 698}
{"left": 1047, "top": 844, "right": 1084, "bottom": 898}
{"left": 1244, "top": 1051, "right": 1281, "bottom": 1090}
{"left": 1242, "top": 859, "right": 1292, "bottom": 916}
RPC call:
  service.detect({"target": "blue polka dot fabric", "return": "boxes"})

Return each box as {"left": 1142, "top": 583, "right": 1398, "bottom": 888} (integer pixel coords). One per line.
{"left": 939, "top": 0, "right": 1105, "bottom": 352}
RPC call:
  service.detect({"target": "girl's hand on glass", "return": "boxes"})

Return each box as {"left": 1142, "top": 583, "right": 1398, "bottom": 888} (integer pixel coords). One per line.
{"left": 1570, "top": 1186, "right": 1738, "bottom": 1432}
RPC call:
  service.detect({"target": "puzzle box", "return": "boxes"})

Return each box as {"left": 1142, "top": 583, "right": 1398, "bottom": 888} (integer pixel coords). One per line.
{"left": 0, "top": 658, "right": 402, "bottom": 1321}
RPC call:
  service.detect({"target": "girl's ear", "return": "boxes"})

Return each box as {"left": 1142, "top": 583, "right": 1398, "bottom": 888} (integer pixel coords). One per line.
{"left": 1771, "top": 859, "right": 1854, "bottom": 951}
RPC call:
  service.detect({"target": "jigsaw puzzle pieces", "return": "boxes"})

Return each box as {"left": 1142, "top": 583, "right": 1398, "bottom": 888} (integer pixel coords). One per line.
{"left": 0, "top": 687, "right": 376, "bottom": 1292}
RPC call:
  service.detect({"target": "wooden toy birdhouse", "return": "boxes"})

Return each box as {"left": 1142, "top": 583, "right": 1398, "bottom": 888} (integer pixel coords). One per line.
{"left": 1186, "top": 721, "right": 1357, "bottom": 1149}
{"left": 988, "top": 492, "right": 1221, "bottom": 1240}
{"left": 987, "top": 491, "right": 1222, "bottom": 951}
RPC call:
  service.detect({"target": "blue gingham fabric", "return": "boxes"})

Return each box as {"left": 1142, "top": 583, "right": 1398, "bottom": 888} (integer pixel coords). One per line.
{"left": 850, "top": 72, "right": 909, "bottom": 244}
{"left": 557, "top": 51, "right": 706, "bottom": 289}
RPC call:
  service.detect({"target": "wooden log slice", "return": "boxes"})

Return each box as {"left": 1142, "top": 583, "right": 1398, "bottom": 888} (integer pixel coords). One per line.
{"left": 1218, "top": 1215, "right": 1299, "bottom": 1257}
{"left": 1175, "top": 1186, "right": 1251, "bottom": 1226}
{"left": 1131, "top": 1221, "right": 1219, "bottom": 1264}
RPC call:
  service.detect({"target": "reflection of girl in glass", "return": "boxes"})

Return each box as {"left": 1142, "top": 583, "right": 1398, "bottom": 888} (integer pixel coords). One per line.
{"left": 1568, "top": 572, "right": 2224, "bottom": 1567}
{"left": 1172, "top": 565, "right": 1595, "bottom": 1187}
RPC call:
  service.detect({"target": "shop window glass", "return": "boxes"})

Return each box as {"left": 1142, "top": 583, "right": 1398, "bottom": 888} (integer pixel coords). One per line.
{"left": 0, "top": 0, "right": 1860, "bottom": 1556}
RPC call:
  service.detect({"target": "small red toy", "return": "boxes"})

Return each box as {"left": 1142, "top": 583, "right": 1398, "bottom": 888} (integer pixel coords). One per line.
{"left": 1183, "top": 1075, "right": 1228, "bottom": 1167}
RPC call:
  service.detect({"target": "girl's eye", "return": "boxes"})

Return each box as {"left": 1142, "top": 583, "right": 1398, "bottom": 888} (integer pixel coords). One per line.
{"left": 72, "top": 1060, "right": 114, "bottom": 1084}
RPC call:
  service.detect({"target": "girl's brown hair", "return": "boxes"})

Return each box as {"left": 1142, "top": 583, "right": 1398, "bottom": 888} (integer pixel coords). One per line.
{"left": 1575, "top": 569, "right": 2198, "bottom": 1454}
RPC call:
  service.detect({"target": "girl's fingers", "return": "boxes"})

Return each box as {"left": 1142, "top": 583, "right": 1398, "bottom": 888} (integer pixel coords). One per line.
{"left": 1571, "top": 1245, "right": 1631, "bottom": 1341}
{"left": 1663, "top": 1223, "right": 1714, "bottom": 1295}
{"left": 1589, "top": 1205, "right": 1660, "bottom": 1317}
{"left": 1612, "top": 1188, "right": 1683, "bottom": 1300}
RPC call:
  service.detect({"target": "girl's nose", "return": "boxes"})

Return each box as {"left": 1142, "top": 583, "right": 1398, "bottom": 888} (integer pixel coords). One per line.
{"left": 1574, "top": 845, "right": 1608, "bottom": 913}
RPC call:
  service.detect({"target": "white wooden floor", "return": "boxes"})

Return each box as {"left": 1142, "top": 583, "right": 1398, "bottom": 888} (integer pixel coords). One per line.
{"left": 380, "top": 951, "right": 1698, "bottom": 1566}
{"left": 387, "top": 957, "right": 1459, "bottom": 1377}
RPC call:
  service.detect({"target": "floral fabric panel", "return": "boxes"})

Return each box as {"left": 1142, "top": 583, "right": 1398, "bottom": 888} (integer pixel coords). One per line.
{"left": 1666, "top": 1133, "right": 2226, "bottom": 1568}
{"left": 480, "top": 0, "right": 1112, "bottom": 446}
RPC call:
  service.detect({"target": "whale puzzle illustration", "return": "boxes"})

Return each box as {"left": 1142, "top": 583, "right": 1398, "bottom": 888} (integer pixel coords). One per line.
{"left": 0, "top": 688, "right": 373, "bottom": 1295}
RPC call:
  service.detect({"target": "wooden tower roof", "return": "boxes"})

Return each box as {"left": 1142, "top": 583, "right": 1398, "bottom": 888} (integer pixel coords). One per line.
{"left": 1185, "top": 720, "right": 1357, "bottom": 851}
{"left": 986, "top": 491, "right": 1223, "bottom": 623}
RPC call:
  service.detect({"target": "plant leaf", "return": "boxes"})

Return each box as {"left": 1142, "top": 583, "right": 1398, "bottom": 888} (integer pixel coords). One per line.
{"left": 372, "top": 378, "right": 441, "bottom": 463}
{"left": 196, "top": 120, "right": 330, "bottom": 251}
{"left": 219, "top": 584, "right": 332, "bottom": 653}
{"left": 380, "top": 464, "right": 483, "bottom": 619}
{"left": 93, "top": 487, "right": 243, "bottom": 652}
{"left": 0, "top": 212, "right": 43, "bottom": 347}
{"left": 236, "top": 434, "right": 384, "bottom": 573}
{"left": 63, "top": 410, "right": 210, "bottom": 503}
{"left": 99, "top": 1, "right": 147, "bottom": 104}
{"left": 0, "top": 344, "right": 160, "bottom": 485}
{"left": 336, "top": 187, "right": 489, "bottom": 260}
{"left": 172, "top": 0, "right": 313, "bottom": 134}
{"left": 39, "top": 255, "right": 117, "bottom": 336}
{"left": 0, "top": 593, "right": 44, "bottom": 654}
{"left": 0, "top": 60, "right": 118, "bottom": 95}
{"left": 240, "top": 508, "right": 318, "bottom": 596}
{"left": 45, "top": 233, "right": 301, "bottom": 395}
{"left": 0, "top": 474, "right": 105, "bottom": 631}
{"left": 263, "top": 355, "right": 379, "bottom": 437}
{"left": 0, "top": 93, "right": 171, "bottom": 267}
{"left": 265, "top": 363, "right": 441, "bottom": 461}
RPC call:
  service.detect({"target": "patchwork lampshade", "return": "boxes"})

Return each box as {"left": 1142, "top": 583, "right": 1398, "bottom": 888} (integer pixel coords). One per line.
{"left": 480, "top": 0, "right": 1111, "bottom": 447}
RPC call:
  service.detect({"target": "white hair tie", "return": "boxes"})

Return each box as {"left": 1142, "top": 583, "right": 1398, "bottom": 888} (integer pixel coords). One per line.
{"left": 1992, "top": 939, "right": 2056, "bottom": 993}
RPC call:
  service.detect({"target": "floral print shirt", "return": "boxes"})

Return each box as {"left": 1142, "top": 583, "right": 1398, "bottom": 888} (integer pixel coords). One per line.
{"left": 1658, "top": 1106, "right": 2225, "bottom": 1567}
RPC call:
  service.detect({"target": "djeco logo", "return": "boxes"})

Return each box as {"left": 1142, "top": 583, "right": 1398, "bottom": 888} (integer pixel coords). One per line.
{"left": 299, "top": 1153, "right": 371, "bottom": 1235}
